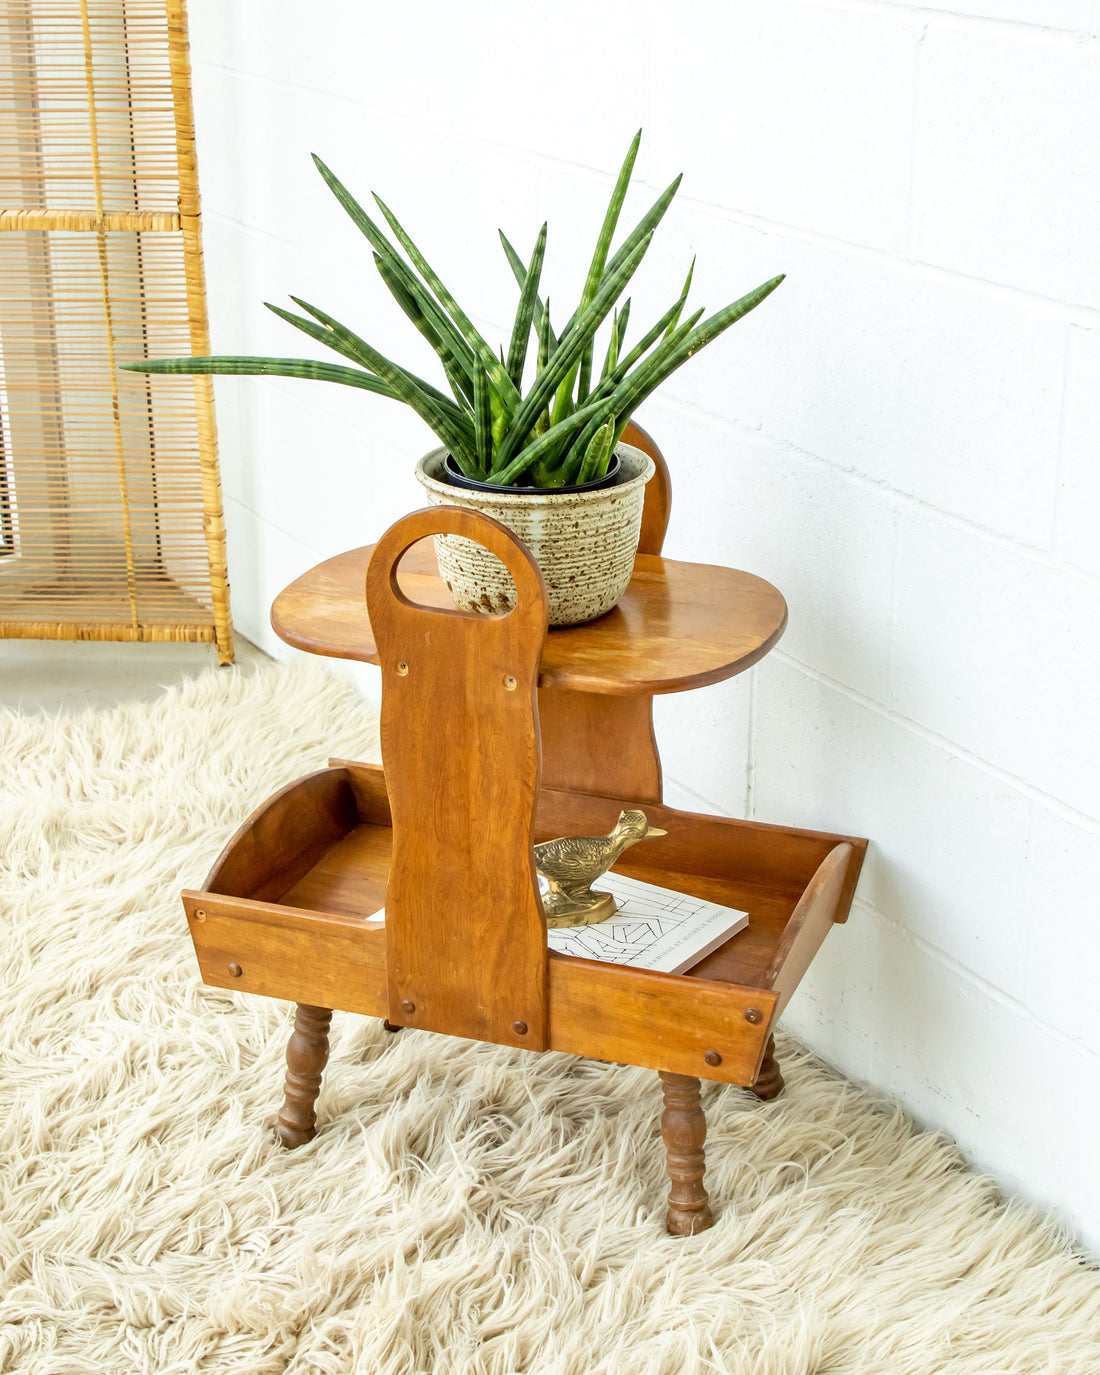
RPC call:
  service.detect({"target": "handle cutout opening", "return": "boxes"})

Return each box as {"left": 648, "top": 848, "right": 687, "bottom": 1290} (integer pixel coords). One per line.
{"left": 388, "top": 532, "right": 519, "bottom": 619}
{"left": 368, "top": 506, "right": 547, "bottom": 632}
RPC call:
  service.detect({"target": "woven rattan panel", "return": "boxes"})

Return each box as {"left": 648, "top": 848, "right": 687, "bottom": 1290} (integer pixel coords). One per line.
{"left": 0, "top": 0, "right": 232, "bottom": 658}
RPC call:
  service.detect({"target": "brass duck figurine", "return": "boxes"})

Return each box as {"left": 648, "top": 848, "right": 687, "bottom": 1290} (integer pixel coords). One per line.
{"left": 534, "top": 809, "right": 668, "bottom": 928}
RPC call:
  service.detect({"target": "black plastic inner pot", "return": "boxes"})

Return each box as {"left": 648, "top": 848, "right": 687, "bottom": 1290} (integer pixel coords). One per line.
{"left": 442, "top": 452, "right": 621, "bottom": 495}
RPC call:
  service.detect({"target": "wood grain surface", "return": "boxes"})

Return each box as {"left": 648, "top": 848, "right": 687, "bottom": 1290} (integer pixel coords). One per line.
{"left": 366, "top": 507, "right": 551, "bottom": 1051}
{"left": 185, "top": 769, "right": 864, "bottom": 1089}
{"left": 620, "top": 419, "right": 671, "bottom": 557}
{"left": 748, "top": 1034, "right": 785, "bottom": 1101}
{"left": 186, "top": 890, "right": 776, "bottom": 1086}
{"left": 537, "top": 687, "right": 662, "bottom": 801}
{"left": 659, "top": 1072, "right": 714, "bottom": 1234}
{"left": 548, "top": 955, "right": 776, "bottom": 1084}
{"left": 271, "top": 545, "right": 786, "bottom": 697}
{"left": 274, "top": 1004, "right": 332, "bottom": 1148}
{"left": 763, "top": 842, "right": 854, "bottom": 1014}
{"left": 183, "top": 890, "right": 388, "bottom": 1015}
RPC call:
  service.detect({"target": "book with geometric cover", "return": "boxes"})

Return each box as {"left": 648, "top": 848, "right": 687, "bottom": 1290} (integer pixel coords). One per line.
{"left": 543, "top": 870, "right": 748, "bottom": 974}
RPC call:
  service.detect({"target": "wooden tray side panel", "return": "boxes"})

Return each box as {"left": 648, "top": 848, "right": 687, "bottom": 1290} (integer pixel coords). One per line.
{"left": 548, "top": 956, "right": 777, "bottom": 1084}
{"left": 765, "top": 842, "right": 856, "bottom": 1013}
{"left": 202, "top": 768, "right": 360, "bottom": 902}
{"left": 328, "top": 762, "right": 867, "bottom": 905}
{"left": 367, "top": 509, "right": 551, "bottom": 1051}
{"left": 535, "top": 788, "right": 866, "bottom": 902}
{"left": 329, "top": 758, "right": 392, "bottom": 825}
{"left": 182, "top": 893, "right": 388, "bottom": 1016}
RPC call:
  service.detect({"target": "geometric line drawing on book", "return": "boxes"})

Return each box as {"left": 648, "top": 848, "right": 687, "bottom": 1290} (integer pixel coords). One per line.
{"left": 543, "top": 870, "right": 749, "bottom": 975}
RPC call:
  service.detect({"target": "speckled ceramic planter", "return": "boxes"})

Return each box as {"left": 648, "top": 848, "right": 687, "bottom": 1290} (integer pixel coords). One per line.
{"left": 415, "top": 443, "right": 655, "bottom": 626}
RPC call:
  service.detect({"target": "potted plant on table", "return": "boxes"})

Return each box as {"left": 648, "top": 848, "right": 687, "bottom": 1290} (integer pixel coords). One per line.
{"left": 123, "top": 131, "right": 783, "bottom": 625}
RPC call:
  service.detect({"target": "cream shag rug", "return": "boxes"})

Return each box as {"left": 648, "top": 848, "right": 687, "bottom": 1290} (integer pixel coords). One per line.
{"left": 1, "top": 659, "right": 1098, "bottom": 1375}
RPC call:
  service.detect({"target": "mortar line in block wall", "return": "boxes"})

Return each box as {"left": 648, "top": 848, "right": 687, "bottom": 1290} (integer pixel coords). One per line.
{"left": 652, "top": 391, "right": 1076, "bottom": 568}
{"left": 1051, "top": 323, "right": 1079, "bottom": 560}
{"left": 905, "top": 21, "right": 927, "bottom": 263}
{"left": 189, "top": 62, "right": 660, "bottom": 194}
{"left": 796, "top": 0, "right": 1100, "bottom": 42}
{"left": 675, "top": 195, "right": 1100, "bottom": 328}
{"left": 845, "top": 896, "right": 1100, "bottom": 1065}
{"left": 770, "top": 650, "right": 1100, "bottom": 836}
{"left": 661, "top": 775, "right": 732, "bottom": 820}
{"left": 191, "top": 66, "right": 1098, "bottom": 325}
{"left": 884, "top": 492, "right": 903, "bottom": 713}
{"left": 203, "top": 209, "right": 297, "bottom": 250}
{"left": 901, "top": 256, "right": 1100, "bottom": 332}
{"left": 222, "top": 492, "right": 313, "bottom": 566}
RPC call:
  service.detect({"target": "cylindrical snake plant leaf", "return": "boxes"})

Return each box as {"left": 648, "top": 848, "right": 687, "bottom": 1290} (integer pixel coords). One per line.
{"left": 285, "top": 297, "right": 473, "bottom": 438}
{"left": 494, "top": 231, "right": 653, "bottom": 472}
{"left": 371, "top": 190, "right": 520, "bottom": 414}
{"left": 473, "top": 366, "right": 492, "bottom": 475}
{"left": 575, "top": 129, "right": 641, "bottom": 404}
{"left": 665, "top": 258, "right": 695, "bottom": 338}
{"left": 488, "top": 391, "right": 614, "bottom": 487}
{"left": 372, "top": 253, "right": 475, "bottom": 404}
{"left": 120, "top": 354, "right": 396, "bottom": 397}
{"left": 500, "top": 230, "right": 559, "bottom": 355}
{"left": 577, "top": 418, "right": 617, "bottom": 485}
{"left": 506, "top": 223, "right": 547, "bottom": 390}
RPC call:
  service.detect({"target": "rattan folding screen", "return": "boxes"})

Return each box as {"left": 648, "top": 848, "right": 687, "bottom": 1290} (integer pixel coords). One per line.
{"left": 0, "top": 0, "right": 232, "bottom": 661}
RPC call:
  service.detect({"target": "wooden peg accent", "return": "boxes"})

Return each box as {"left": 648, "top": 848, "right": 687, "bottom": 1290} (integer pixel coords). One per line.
{"left": 659, "top": 1071, "right": 714, "bottom": 1235}
{"left": 749, "top": 1034, "right": 784, "bottom": 1101}
{"left": 274, "top": 1003, "right": 332, "bottom": 1148}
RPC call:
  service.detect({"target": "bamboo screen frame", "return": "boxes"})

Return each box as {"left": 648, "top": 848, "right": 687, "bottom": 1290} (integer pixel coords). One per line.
{"left": 0, "top": 0, "right": 232, "bottom": 662}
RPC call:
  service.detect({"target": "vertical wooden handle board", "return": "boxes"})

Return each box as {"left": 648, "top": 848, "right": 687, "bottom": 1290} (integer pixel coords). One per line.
{"left": 366, "top": 507, "right": 551, "bottom": 1050}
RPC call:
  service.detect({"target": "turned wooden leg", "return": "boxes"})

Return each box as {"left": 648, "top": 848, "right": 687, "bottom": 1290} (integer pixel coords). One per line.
{"left": 749, "top": 1035, "right": 785, "bottom": 1101}
{"left": 659, "top": 1071, "right": 714, "bottom": 1235}
{"left": 274, "top": 1003, "right": 332, "bottom": 1148}
{"left": 381, "top": 1019, "right": 404, "bottom": 1034}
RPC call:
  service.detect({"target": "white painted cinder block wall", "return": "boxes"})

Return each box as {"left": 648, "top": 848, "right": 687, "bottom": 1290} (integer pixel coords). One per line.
{"left": 185, "top": 1, "right": 1100, "bottom": 1253}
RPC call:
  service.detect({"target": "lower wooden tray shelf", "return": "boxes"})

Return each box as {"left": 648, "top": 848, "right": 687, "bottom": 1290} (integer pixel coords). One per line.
{"left": 183, "top": 761, "right": 866, "bottom": 1088}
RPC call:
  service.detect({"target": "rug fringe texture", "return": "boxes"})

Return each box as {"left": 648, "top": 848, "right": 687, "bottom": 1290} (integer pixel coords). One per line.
{"left": 1, "top": 659, "right": 1097, "bottom": 1373}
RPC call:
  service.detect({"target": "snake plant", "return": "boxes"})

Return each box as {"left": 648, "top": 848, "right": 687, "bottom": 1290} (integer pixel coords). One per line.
{"left": 122, "top": 131, "right": 784, "bottom": 489}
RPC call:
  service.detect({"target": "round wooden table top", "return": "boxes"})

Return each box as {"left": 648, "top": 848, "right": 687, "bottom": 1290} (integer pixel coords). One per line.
{"left": 271, "top": 541, "right": 787, "bottom": 696}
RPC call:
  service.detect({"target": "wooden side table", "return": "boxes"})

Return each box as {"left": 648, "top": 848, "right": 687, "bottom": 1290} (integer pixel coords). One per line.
{"left": 184, "top": 437, "right": 867, "bottom": 1234}
{"left": 272, "top": 536, "right": 788, "bottom": 804}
